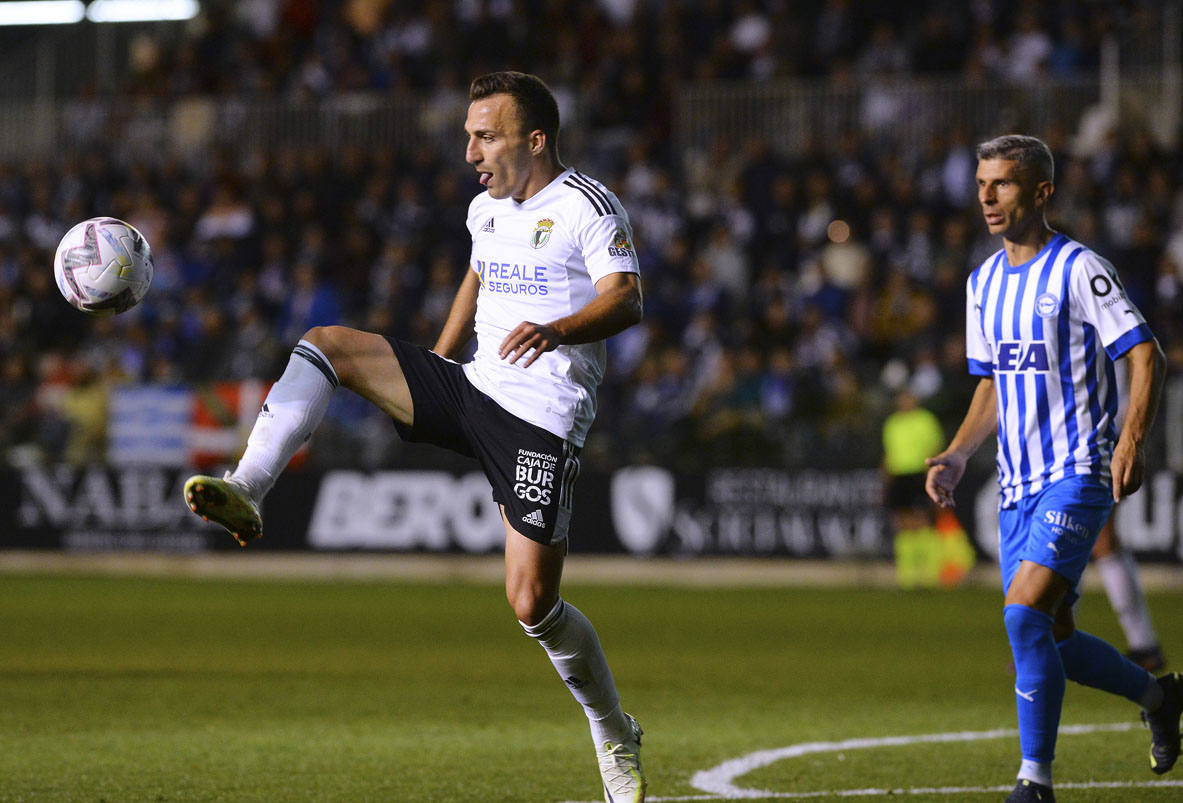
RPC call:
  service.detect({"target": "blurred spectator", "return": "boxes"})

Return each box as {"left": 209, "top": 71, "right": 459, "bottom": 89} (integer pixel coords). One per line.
{"left": 278, "top": 260, "right": 342, "bottom": 343}
{"left": 1005, "top": 8, "right": 1054, "bottom": 82}
{"left": 0, "top": 353, "right": 42, "bottom": 465}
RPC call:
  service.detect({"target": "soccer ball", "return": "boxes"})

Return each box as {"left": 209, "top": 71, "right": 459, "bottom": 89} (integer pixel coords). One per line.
{"left": 53, "top": 217, "right": 154, "bottom": 316}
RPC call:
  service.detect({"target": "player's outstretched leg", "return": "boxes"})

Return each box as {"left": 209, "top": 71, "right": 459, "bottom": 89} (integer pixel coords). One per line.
{"left": 184, "top": 473, "right": 262, "bottom": 546}
{"left": 1144, "top": 673, "right": 1183, "bottom": 774}
{"left": 1005, "top": 778, "right": 1055, "bottom": 802}
{"left": 183, "top": 338, "right": 338, "bottom": 546}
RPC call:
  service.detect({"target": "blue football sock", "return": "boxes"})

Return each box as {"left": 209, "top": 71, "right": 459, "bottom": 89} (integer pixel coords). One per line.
{"left": 1057, "top": 629, "right": 1152, "bottom": 704}
{"left": 1004, "top": 604, "right": 1065, "bottom": 764}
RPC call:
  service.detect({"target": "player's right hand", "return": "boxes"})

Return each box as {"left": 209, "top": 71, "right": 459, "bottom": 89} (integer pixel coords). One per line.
{"left": 499, "top": 320, "right": 562, "bottom": 368}
{"left": 924, "top": 451, "right": 966, "bottom": 508}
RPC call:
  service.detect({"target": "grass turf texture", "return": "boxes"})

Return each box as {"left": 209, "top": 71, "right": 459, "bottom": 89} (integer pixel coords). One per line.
{"left": 0, "top": 573, "right": 1180, "bottom": 801}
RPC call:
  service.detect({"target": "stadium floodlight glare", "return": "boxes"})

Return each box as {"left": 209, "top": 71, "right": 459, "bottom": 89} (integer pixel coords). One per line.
{"left": 85, "top": 0, "right": 200, "bottom": 23}
{"left": 0, "top": 1, "right": 86, "bottom": 26}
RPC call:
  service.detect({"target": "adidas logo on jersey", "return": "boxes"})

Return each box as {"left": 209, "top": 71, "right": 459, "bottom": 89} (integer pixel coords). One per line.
{"left": 522, "top": 508, "right": 546, "bottom": 528}
{"left": 480, "top": 217, "right": 495, "bottom": 233}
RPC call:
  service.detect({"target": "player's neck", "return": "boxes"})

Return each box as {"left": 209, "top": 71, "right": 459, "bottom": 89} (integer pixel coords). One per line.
{"left": 513, "top": 158, "right": 566, "bottom": 204}
{"left": 1003, "top": 224, "right": 1056, "bottom": 266}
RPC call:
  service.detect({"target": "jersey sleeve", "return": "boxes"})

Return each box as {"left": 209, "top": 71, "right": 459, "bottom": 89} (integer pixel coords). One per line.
{"left": 965, "top": 271, "right": 993, "bottom": 376}
{"left": 1070, "top": 252, "right": 1154, "bottom": 360}
{"left": 577, "top": 213, "right": 640, "bottom": 284}
{"left": 465, "top": 194, "right": 486, "bottom": 238}
{"left": 466, "top": 195, "right": 488, "bottom": 275}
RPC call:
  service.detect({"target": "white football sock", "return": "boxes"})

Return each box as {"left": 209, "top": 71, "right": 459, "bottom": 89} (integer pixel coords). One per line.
{"left": 1141, "top": 675, "right": 1165, "bottom": 712}
{"left": 521, "top": 598, "right": 630, "bottom": 750}
{"left": 1018, "top": 758, "right": 1052, "bottom": 787}
{"left": 230, "top": 340, "right": 338, "bottom": 502}
{"left": 1096, "top": 551, "right": 1159, "bottom": 651}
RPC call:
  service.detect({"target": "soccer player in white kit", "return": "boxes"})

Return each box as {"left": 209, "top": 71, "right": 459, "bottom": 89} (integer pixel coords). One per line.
{"left": 183, "top": 71, "right": 646, "bottom": 802}
{"left": 925, "top": 135, "right": 1177, "bottom": 802}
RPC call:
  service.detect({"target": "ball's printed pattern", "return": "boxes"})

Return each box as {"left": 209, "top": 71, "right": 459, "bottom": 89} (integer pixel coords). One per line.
{"left": 53, "top": 217, "right": 154, "bottom": 316}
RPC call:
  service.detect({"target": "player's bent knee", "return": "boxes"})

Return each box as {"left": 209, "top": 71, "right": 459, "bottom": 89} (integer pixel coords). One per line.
{"left": 506, "top": 584, "right": 557, "bottom": 627}
{"left": 302, "top": 326, "right": 349, "bottom": 381}
{"left": 302, "top": 325, "right": 383, "bottom": 387}
{"left": 302, "top": 325, "right": 347, "bottom": 359}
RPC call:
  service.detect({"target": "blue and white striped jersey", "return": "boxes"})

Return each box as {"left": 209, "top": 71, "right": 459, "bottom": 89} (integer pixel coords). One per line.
{"left": 965, "top": 233, "right": 1154, "bottom": 507}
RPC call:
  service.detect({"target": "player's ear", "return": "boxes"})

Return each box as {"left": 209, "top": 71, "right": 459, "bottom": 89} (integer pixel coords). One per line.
{"left": 529, "top": 130, "right": 547, "bottom": 156}
{"left": 1034, "top": 180, "right": 1054, "bottom": 209}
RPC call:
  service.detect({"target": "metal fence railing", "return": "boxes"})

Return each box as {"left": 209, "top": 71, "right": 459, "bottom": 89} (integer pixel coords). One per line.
{"left": 0, "top": 89, "right": 599, "bottom": 164}
{"left": 0, "top": 70, "right": 1174, "bottom": 167}
{"left": 0, "top": 92, "right": 455, "bottom": 161}
{"left": 673, "top": 70, "right": 1176, "bottom": 162}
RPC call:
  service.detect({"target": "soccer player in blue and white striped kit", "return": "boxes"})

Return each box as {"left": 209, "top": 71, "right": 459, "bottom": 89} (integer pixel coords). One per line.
{"left": 925, "top": 135, "right": 1179, "bottom": 803}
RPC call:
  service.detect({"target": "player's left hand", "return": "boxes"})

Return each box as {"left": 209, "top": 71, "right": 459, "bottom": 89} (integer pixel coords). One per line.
{"left": 1110, "top": 437, "right": 1145, "bottom": 502}
{"left": 925, "top": 451, "right": 966, "bottom": 509}
{"left": 500, "top": 321, "right": 562, "bottom": 368}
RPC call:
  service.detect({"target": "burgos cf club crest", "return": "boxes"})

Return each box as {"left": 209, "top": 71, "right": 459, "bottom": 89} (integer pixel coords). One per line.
{"left": 531, "top": 218, "right": 554, "bottom": 249}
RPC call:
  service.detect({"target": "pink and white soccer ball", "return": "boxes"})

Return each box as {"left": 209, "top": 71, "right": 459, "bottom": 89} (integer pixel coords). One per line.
{"left": 53, "top": 217, "right": 154, "bottom": 316}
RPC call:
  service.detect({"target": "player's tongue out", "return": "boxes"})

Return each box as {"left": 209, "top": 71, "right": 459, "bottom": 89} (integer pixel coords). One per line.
{"left": 479, "top": 172, "right": 492, "bottom": 186}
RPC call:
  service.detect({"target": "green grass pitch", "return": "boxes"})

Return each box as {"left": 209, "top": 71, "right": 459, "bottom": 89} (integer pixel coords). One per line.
{"left": 1, "top": 570, "right": 1181, "bottom": 801}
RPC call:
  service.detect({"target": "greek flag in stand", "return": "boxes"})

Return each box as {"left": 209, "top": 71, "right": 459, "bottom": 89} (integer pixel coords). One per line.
{"left": 965, "top": 233, "right": 1155, "bottom": 507}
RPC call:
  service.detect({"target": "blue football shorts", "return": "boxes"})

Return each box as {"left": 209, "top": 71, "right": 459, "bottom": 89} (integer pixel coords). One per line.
{"left": 999, "top": 475, "right": 1113, "bottom": 602}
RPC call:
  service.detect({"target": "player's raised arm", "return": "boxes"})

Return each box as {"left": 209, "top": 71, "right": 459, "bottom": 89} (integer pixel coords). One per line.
{"left": 1111, "top": 338, "right": 1165, "bottom": 502}
{"left": 925, "top": 376, "right": 997, "bottom": 508}
{"left": 433, "top": 266, "right": 481, "bottom": 360}
{"left": 499, "top": 271, "right": 642, "bottom": 367}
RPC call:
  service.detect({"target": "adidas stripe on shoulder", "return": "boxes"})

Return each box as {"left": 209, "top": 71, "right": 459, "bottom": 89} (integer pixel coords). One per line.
{"left": 563, "top": 171, "right": 617, "bottom": 217}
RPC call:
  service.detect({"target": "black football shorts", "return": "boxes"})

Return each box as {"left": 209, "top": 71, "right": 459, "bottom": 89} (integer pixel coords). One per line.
{"left": 386, "top": 338, "right": 580, "bottom": 546}
{"left": 885, "top": 472, "right": 930, "bottom": 512}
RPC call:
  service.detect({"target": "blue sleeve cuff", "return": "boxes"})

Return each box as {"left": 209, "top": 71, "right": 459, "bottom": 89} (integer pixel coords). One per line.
{"left": 968, "top": 358, "right": 993, "bottom": 377}
{"left": 1106, "top": 324, "right": 1154, "bottom": 361}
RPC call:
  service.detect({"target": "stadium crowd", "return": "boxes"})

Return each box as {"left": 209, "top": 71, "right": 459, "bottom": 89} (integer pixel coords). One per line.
{"left": 112, "top": 0, "right": 1160, "bottom": 97}
{"left": 2, "top": 0, "right": 1181, "bottom": 472}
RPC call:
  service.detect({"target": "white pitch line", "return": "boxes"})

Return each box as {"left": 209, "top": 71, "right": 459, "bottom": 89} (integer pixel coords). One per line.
{"left": 690, "top": 721, "right": 1136, "bottom": 798}
{"left": 582, "top": 779, "right": 1183, "bottom": 802}
{"left": 558, "top": 721, "right": 1170, "bottom": 803}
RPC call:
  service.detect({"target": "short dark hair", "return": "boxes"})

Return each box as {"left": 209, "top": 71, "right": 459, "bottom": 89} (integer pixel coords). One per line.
{"left": 470, "top": 71, "right": 560, "bottom": 156}
{"left": 975, "top": 134, "right": 1054, "bottom": 183}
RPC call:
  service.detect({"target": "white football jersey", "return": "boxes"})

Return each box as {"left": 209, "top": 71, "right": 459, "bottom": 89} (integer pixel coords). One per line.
{"left": 965, "top": 233, "right": 1154, "bottom": 507}
{"left": 462, "top": 167, "right": 640, "bottom": 445}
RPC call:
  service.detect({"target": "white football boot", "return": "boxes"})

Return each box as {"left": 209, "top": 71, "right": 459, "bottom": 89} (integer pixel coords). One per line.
{"left": 597, "top": 713, "right": 645, "bottom": 802}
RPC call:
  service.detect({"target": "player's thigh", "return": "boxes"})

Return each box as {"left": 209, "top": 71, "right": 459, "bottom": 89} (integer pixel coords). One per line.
{"left": 1091, "top": 512, "right": 1117, "bottom": 557}
{"left": 1000, "top": 477, "right": 1111, "bottom": 602}
{"left": 1004, "top": 560, "right": 1073, "bottom": 613}
{"left": 303, "top": 325, "right": 413, "bottom": 425}
{"left": 503, "top": 508, "right": 566, "bottom": 625}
